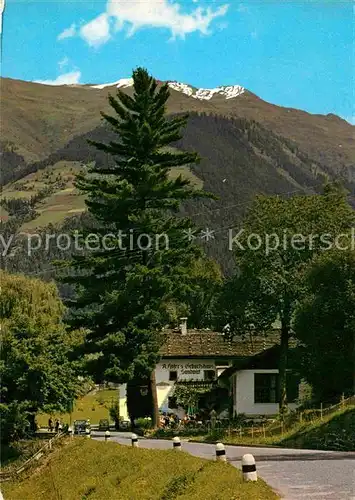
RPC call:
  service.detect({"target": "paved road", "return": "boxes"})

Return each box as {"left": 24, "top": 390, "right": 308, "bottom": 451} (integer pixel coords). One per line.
{"left": 93, "top": 431, "right": 355, "bottom": 500}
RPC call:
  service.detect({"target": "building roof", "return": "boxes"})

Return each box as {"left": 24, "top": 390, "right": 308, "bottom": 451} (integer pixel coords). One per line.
{"left": 218, "top": 340, "right": 301, "bottom": 379}
{"left": 159, "top": 330, "right": 281, "bottom": 359}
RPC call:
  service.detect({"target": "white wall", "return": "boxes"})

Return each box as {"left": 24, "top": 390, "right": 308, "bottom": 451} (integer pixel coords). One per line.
{"left": 156, "top": 359, "right": 216, "bottom": 383}
{"left": 233, "top": 369, "right": 297, "bottom": 416}
{"left": 119, "top": 358, "right": 229, "bottom": 420}
{"left": 119, "top": 383, "right": 128, "bottom": 420}
{"left": 156, "top": 359, "right": 217, "bottom": 413}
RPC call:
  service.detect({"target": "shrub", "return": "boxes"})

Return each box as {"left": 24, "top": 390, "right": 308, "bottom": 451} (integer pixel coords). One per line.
{"left": 109, "top": 401, "right": 120, "bottom": 430}
{"left": 135, "top": 417, "right": 152, "bottom": 431}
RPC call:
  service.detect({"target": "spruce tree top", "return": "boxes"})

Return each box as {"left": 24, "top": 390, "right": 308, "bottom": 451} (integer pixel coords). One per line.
{"left": 76, "top": 67, "right": 208, "bottom": 230}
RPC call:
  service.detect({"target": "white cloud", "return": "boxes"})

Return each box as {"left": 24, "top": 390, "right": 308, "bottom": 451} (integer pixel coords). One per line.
{"left": 80, "top": 13, "right": 111, "bottom": 47}
{"left": 58, "top": 23, "right": 76, "bottom": 41}
{"left": 58, "top": 56, "right": 69, "bottom": 70}
{"left": 35, "top": 71, "right": 81, "bottom": 86}
{"left": 78, "top": 0, "right": 228, "bottom": 47}
{"left": 108, "top": 0, "right": 228, "bottom": 37}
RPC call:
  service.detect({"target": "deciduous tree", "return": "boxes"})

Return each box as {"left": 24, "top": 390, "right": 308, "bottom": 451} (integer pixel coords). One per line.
{"left": 217, "top": 184, "right": 354, "bottom": 417}
{"left": 294, "top": 250, "right": 355, "bottom": 402}
{"left": 0, "top": 271, "right": 82, "bottom": 443}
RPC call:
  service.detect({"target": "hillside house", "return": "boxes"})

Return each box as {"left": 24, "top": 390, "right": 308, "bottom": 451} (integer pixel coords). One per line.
{"left": 118, "top": 318, "right": 300, "bottom": 419}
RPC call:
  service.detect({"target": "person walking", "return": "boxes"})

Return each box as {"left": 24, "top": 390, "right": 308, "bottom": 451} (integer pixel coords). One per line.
{"left": 48, "top": 417, "right": 53, "bottom": 432}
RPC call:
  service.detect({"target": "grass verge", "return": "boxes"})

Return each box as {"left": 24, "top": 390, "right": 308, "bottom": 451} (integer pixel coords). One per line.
{"left": 154, "top": 408, "right": 355, "bottom": 452}
{"left": 278, "top": 407, "right": 355, "bottom": 451}
{"left": 2, "top": 439, "right": 279, "bottom": 500}
{"left": 1, "top": 439, "right": 45, "bottom": 472}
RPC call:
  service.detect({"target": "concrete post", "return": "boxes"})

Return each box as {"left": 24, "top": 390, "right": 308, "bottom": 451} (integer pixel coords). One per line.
{"left": 215, "top": 442, "right": 226, "bottom": 462}
{"left": 131, "top": 433, "right": 138, "bottom": 447}
{"left": 86, "top": 428, "right": 91, "bottom": 439}
{"left": 172, "top": 436, "right": 182, "bottom": 450}
{"left": 242, "top": 454, "right": 257, "bottom": 481}
{"left": 105, "top": 430, "right": 110, "bottom": 442}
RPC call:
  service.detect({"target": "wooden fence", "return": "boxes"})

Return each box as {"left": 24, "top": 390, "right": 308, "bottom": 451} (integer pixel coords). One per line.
{"left": 0, "top": 431, "right": 67, "bottom": 482}
{"left": 197, "top": 394, "right": 355, "bottom": 440}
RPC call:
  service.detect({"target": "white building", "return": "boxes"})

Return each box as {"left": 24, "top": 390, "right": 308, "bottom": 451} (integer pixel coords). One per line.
{"left": 119, "top": 318, "right": 299, "bottom": 419}
{"left": 220, "top": 344, "right": 300, "bottom": 417}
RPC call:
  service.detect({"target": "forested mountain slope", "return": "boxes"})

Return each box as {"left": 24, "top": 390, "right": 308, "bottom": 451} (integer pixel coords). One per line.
{"left": 1, "top": 77, "right": 354, "bottom": 278}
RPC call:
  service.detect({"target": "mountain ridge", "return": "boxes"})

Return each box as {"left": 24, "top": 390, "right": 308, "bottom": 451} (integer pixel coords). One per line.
{"left": 1, "top": 76, "right": 354, "bottom": 275}
{"left": 2, "top": 76, "right": 353, "bottom": 173}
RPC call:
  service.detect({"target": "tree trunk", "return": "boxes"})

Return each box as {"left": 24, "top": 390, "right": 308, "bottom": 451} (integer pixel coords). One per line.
{"left": 278, "top": 322, "right": 289, "bottom": 420}
{"left": 28, "top": 412, "right": 38, "bottom": 434}
{"left": 150, "top": 370, "right": 160, "bottom": 429}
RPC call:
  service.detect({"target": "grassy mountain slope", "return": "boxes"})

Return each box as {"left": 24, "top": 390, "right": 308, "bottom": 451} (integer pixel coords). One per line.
{"left": 2, "top": 78, "right": 355, "bottom": 276}
{"left": 211, "top": 90, "right": 354, "bottom": 172}
{"left": 1, "top": 157, "right": 201, "bottom": 231}
{"left": 1, "top": 77, "right": 212, "bottom": 164}
{"left": 2, "top": 77, "right": 354, "bottom": 185}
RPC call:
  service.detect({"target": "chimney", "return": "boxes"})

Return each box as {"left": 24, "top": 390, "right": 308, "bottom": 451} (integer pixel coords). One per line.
{"left": 179, "top": 317, "right": 187, "bottom": 335}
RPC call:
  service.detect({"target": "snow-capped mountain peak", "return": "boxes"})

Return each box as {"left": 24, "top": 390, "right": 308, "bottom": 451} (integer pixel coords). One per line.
{"left": 89, "top": 78, "right": 245, "bottom": 100}
{"left": 91, "top": 78, "right": 134, "bottom": 90}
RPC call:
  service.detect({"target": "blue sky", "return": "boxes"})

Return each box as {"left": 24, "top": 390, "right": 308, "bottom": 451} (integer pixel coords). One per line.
{"left": 2, "top": 1, "right": 353, "bottom": 122}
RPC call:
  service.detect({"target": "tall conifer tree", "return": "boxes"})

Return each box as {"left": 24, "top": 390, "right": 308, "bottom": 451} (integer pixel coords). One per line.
{"left": 64, "top": 68, "right": 210, "bottom": 427}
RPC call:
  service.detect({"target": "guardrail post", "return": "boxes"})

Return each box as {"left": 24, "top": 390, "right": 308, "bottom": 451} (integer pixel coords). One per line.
{"left": 242, "top": 454, "right": 257, "bottom": 481}
{"left": 131, "top": 433, "right": 138, "bottom": 447}
{"left": 215, "top": 442, "right": 226, "bottom": 462}
{"left": 105, "top": 430, "right": 110, "bottom": 442}
{"left": 86, "top": 428, "right": 91, "bottom": 439}
{"left": 172, "top": 436, "right": 182, "bottom": 450}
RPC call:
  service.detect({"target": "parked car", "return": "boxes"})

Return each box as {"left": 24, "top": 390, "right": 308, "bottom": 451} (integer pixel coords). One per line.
{"left": 73, "top": 419, "right": 90, "bottom": 435}
{"left": 120, "top": 420, "right": 130, "bottom": 429}
{"left": 98, "top": 419, "right": 110, "bottom": 431}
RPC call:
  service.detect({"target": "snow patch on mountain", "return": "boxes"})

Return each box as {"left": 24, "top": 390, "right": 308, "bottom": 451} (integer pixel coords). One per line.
{"left": 167, "top": 82, "right": 194, "bottom": 97}
{"left": 89, "top": 78, "right": 244, "bottom": 100}
{"left": 168, "top": 81, "right": 245, "bottom": 100}
{"left": 195, "top": 85, "right": 245, "bottom": 100}
{"left": 91, "top": 78, "right": 134, "bottom": 90}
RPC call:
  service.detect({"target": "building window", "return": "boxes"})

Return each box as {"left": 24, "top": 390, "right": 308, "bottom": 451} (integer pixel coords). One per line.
{"left": 169, "top": 371, "right": 178, "bottom": 381}
{"left": 254, "top": 373, "right": 278, "bottom": 403}
{"left": 254, "top": 372, "right": 300, "bottom": 403}
{"left": 204, "top": 370, "right": 215, "bottom": 381}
